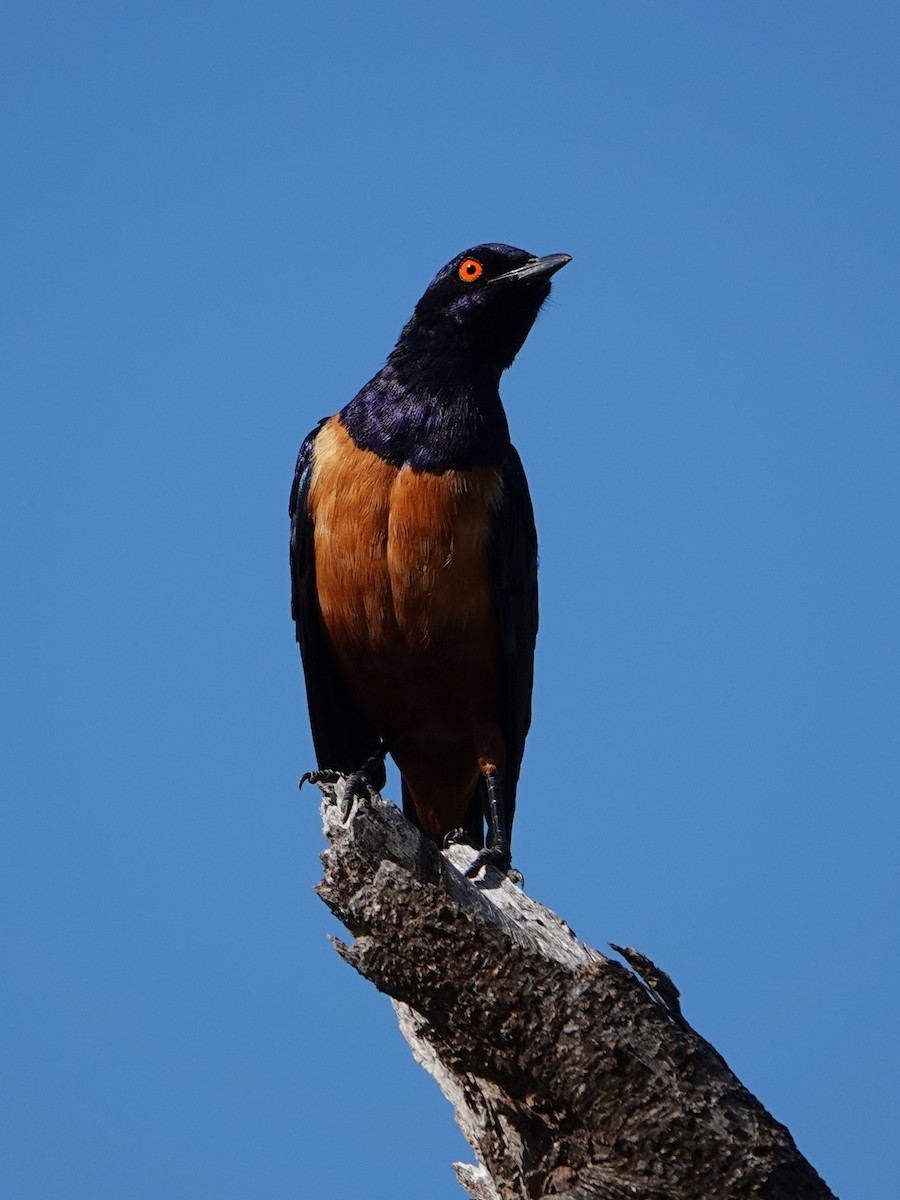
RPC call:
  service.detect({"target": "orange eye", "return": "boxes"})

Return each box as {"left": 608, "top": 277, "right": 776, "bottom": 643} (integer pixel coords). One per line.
{"left": 458, "top": 258, "right": 484, "bottom": 283}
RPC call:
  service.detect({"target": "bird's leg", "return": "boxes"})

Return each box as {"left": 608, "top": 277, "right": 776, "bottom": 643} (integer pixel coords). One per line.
{"left": 300, "top": 739, "right": 393, "bottom": 818}
{"left": 464, "top": 772, "right": 522, "bottom": 883}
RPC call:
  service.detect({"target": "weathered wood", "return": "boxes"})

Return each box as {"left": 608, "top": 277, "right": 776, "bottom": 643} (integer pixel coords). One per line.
{"left": 314, "top": 781, "right": 836, "bottom": 1200}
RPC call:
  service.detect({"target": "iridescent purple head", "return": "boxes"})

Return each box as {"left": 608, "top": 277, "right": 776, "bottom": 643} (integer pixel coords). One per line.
{"left": 341, "top": 244, "right": 571, "bottom": 470}
{"left": 394, "top": 243, "right": 572, "bottom": 376}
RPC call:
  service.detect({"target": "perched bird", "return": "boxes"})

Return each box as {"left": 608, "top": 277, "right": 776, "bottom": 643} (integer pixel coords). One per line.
{"left": 290, "top": 243, "right": 570, "bottom": 876}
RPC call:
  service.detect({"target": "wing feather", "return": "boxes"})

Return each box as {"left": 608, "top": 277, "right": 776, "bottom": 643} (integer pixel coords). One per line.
{"left": 488, "top": 446, "right": 539, "bottom": 836}
{"left": 289, "top": 422, "right": 385, "bottom": 785}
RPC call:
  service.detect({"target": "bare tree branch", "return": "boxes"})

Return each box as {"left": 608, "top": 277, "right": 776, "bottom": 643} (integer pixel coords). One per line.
{"left": 313, "top": 781, "right": 837, "bottom": 1200}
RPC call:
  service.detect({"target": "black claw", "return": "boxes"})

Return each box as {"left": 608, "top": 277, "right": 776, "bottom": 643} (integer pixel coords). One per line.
{"left": 464, "top": 844, "right": 514, "bottom": 880}
{"left": 442, "top": 827, "right": 475, "bottom": 849}
{"left": 299, "top": 766, "right": 378, "bottom": 818}
{"left": 299, "top": 768, "right": 341, "bottom": 791}
{"left": 338, "top": 769, "right": 379, "bottom": 815}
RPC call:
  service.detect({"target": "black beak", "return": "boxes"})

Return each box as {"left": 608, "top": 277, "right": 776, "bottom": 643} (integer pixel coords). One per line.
{"left": 492, "top": 253, "right": 573, "bottom": 286}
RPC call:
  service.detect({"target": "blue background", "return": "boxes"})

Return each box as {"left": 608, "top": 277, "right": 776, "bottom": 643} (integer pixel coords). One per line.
{"left": 3, "top": 3, "right": 897, "bottom": 1197}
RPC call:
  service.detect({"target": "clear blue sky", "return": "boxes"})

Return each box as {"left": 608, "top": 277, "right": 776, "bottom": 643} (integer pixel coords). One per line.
{"left": 3, "top": 3, "right": 898, "bottom": 1197}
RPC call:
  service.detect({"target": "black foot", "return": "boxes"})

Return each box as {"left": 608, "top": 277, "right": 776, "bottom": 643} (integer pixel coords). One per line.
{"left": 300, "top": 740, "right": 392, "bottom": 817}
{"left": 299, "top": 767, "right": 340, "bottom": 791}
{"left": 464, "top": 844, "right": 524, "bottom": 886}
{"left": 299, "top": 767, "right": 378, "bottom": 818}
{"left": 442, "top": 828, "right": 474, "bottom": 849}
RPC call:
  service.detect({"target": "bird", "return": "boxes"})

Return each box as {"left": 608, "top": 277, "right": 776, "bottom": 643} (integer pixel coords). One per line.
{"left": 290, "top": 243, "right": 571, "bottom": 877}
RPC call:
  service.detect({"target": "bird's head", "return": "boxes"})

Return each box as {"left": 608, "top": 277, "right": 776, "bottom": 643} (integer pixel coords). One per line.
{"left": 394, "top": 244, "right": 572, "bottom": 379}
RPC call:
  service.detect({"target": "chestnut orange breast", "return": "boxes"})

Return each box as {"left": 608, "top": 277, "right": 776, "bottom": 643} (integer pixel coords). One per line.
{"left": 308, "top": 415, "right": 503, "bottom": 660}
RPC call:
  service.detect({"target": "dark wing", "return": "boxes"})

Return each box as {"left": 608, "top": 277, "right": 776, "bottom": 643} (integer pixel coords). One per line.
{"left": 289, "top": 422, "right": 385, "bottom": 785}
{"left": 488, "top": 445, "right": 539, "bottom": 837}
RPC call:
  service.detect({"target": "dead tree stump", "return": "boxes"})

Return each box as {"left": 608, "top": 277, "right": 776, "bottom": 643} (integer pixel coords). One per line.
{"left": 313, "top": 781, "right": 836, "bottom": 1200}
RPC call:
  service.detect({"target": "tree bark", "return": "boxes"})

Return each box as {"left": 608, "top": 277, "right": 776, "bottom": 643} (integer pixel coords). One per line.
{"left": 313, "top": 780, "right": 837, "bottom": 1200}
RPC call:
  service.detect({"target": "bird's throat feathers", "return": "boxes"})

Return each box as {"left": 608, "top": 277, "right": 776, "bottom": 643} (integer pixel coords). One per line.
{"left": 340, "top": 357, "right": 511, "bottom": 472}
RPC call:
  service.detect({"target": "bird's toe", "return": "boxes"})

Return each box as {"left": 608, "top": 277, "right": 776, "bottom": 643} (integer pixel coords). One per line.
{"left": 299, "top": 768, "right": 341, "bottom": 792}
{"left": 464, "top": 845, "right": 522, "bottom": 886}
{"left": 442, "top": 827, "right": 475, "bottom": 849}
{"left": 337, "top": 769, "right": 380, "bottom": 818}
